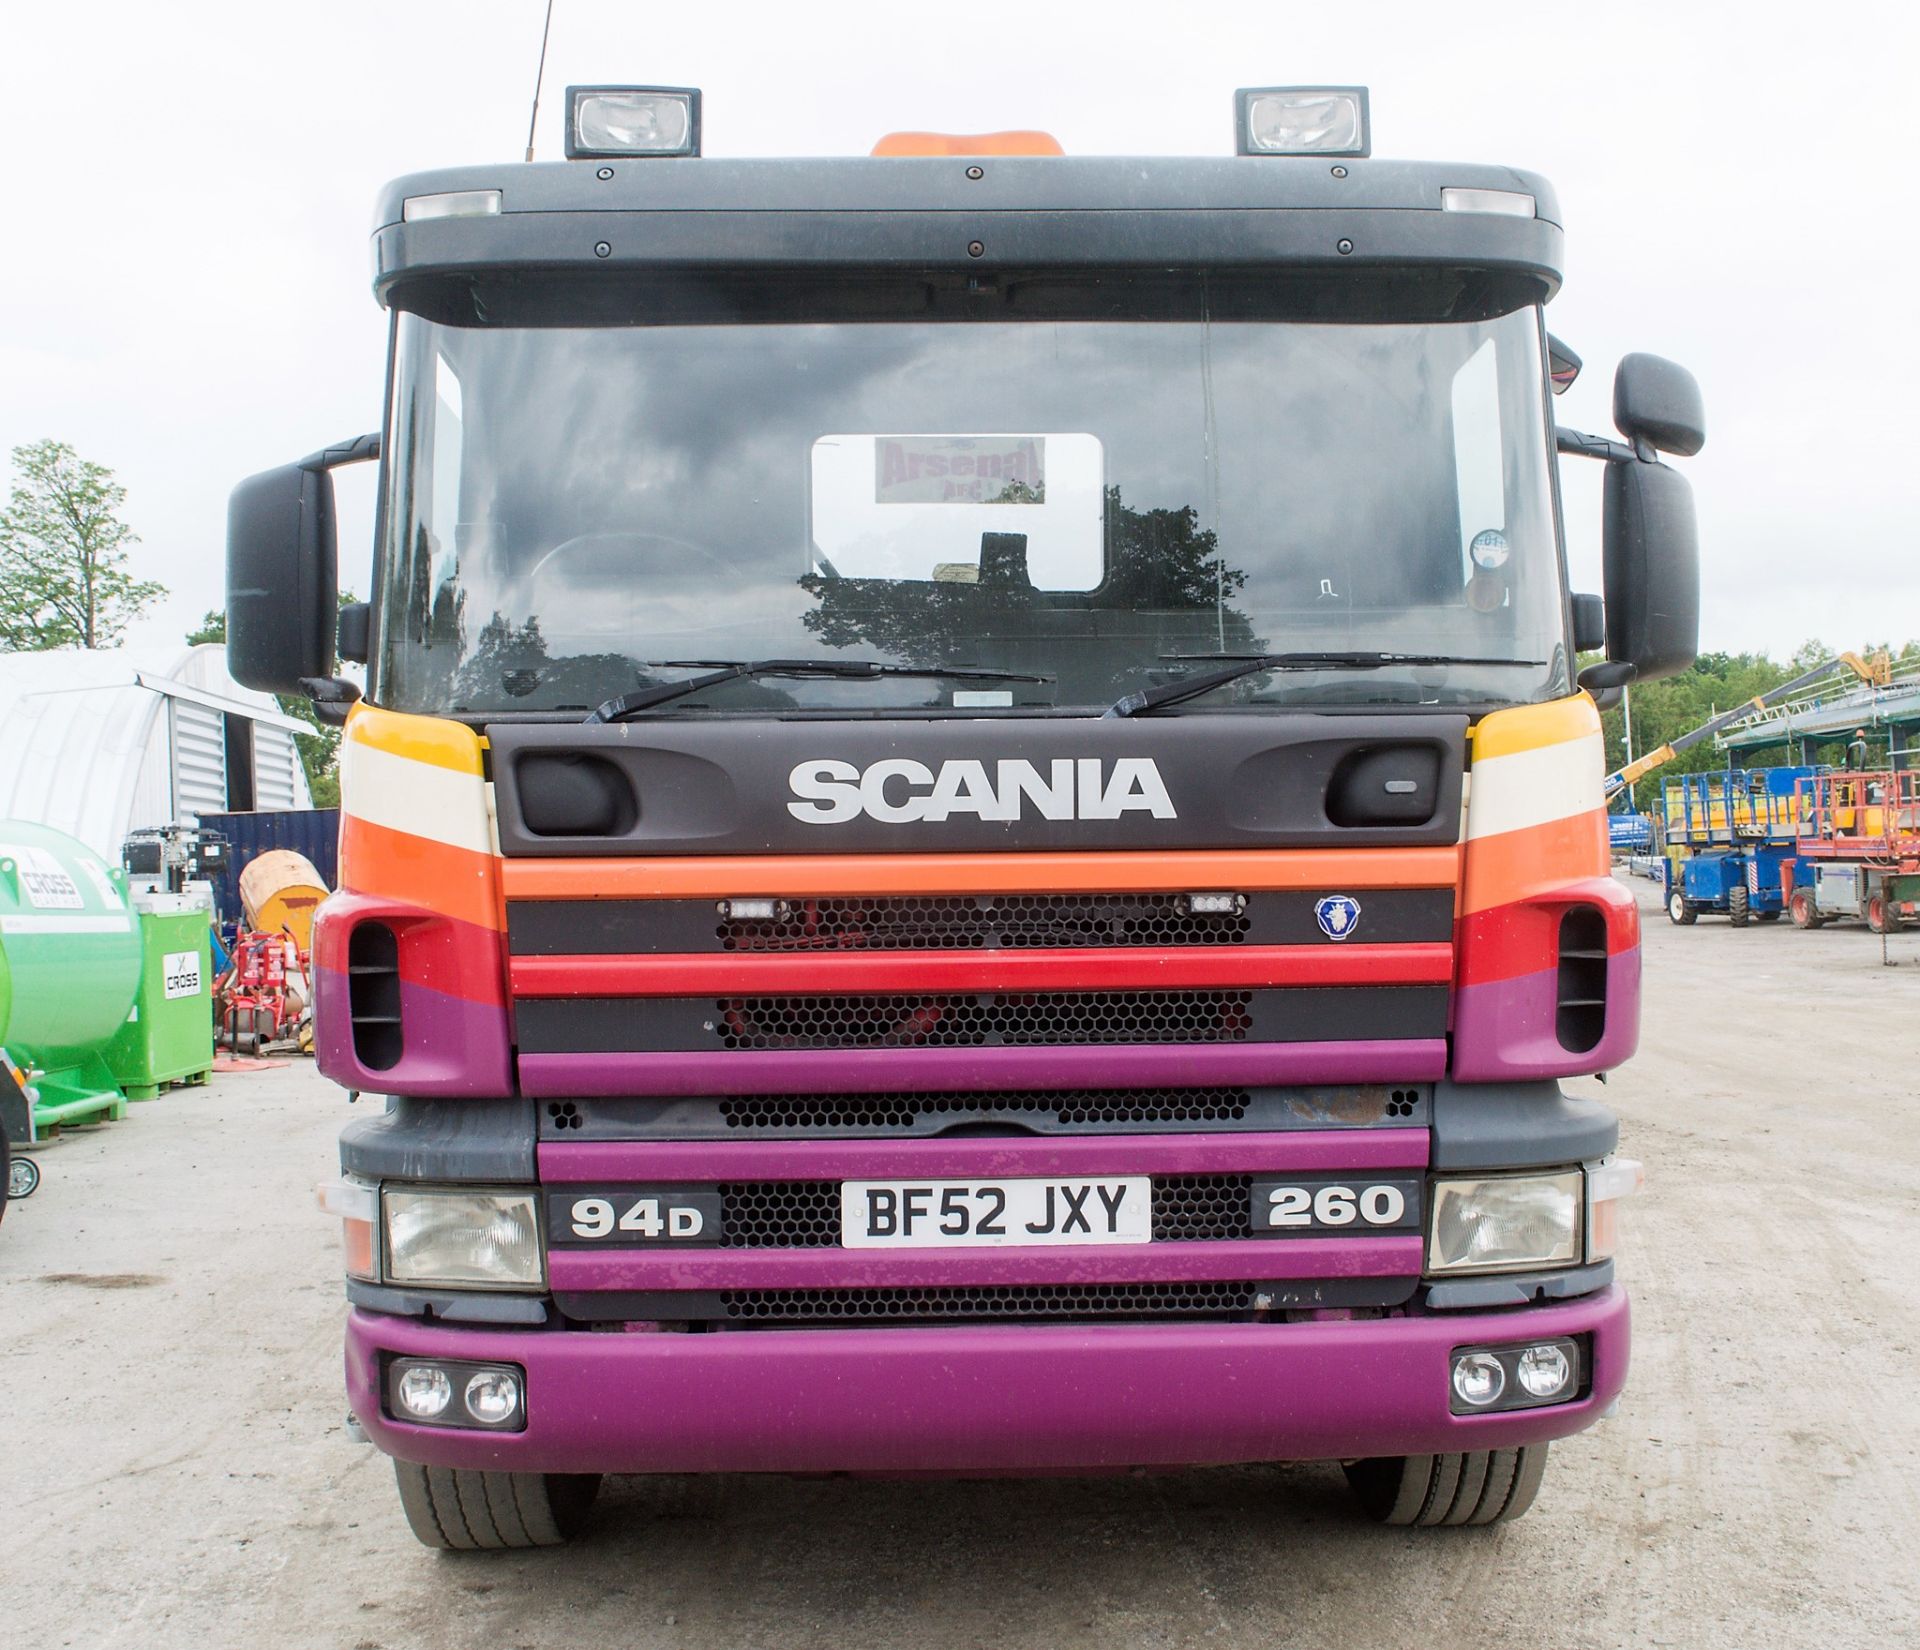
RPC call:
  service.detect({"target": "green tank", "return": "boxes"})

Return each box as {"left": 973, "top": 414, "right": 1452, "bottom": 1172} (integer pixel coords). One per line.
{"left": 0, "top": 821, "right": 143, "bottom": 1129}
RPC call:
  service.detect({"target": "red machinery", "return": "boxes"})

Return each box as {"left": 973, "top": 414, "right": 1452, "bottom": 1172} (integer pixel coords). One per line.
{"left": 215, "top": 931, "right": 309, "bottom": 1054}
{"left": 1787, "top": 771, "right": 1920, "bottom": 931}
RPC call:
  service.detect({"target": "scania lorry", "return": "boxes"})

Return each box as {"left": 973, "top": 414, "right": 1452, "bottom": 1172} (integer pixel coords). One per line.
{"left": 227, "top": 85, "right": 1702, "bottom": 1547}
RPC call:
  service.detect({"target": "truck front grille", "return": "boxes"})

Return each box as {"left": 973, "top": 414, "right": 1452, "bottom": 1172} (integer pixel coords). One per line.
{"left": 713, "top": 990, "right": 1254, "bottom": 1050}
{"left": 717, "top": 1087, "right": 1255, "bottom": 1131}
{"left": 539, "top": 1085, "right": 1431, "bottom": 1140}
{"left": 719, "top": 894, "right": 1249, "bottom": 952}
{"left": 716, "top": 1280, "right": 1263, "bottom": 1323}
{"left": 715, "top": 1175, "right": 1256, "bottom": 1247}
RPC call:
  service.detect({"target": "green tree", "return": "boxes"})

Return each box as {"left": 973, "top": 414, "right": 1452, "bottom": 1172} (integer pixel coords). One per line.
{"left": 0, "top": 439, "right": 165, "bottom": 648}
{"left": 187, "top": 604, "right": 355, "bottom": 808}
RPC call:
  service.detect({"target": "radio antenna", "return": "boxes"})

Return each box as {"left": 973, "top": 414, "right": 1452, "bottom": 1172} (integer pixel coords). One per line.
{"left": 525, "top": 0, "right": 557, "bottom": 162}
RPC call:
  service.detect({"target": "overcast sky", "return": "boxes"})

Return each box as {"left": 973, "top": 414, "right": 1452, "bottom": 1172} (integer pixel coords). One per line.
{"left": 3, "top": 1, "right": 1915, "bottom": 661}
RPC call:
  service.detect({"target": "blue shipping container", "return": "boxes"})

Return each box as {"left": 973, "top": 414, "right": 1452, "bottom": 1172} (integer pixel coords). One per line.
{"left": 195, "top": 809, "right": 340, "bottom": 930}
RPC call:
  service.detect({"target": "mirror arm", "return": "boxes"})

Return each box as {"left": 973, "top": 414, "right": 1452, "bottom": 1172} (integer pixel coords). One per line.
{"left": 1555, "top": 425, "right": 1637, "bottom": 465}
{"left": 299, "top": 432, "right": 382, "bottom": 473}
{"left": 1578, "top": 658, "right": 1636, "bottom": 711}
{"left": 298, "top": 676, "right": 363, "bottom": 728}
{"left": 1577, "top": 659, "right": 1637, "bottom": 693}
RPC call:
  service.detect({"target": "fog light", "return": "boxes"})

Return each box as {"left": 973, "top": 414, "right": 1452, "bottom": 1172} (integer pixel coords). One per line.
{"left": 395, "top": 1363, "right": 452, "bottom": 1420}
{"left": 464, "top": 1369, "right": 522, "bottom": 1426}
{"left": 1516, "top": 1342, "right": 1572, "bottom": 1400}
{"left": 565, "top": 85, "right": 701, "bottom": 158}
{"left": 719, "top": 897, "right": 788, "bottom": 921}
{"left": 1449, "top": 1337, "right": 1583, "bottom": 1414}
{"left": 1236, "top": 86, "right": 1370, "bottom": 157}
{"left": 1181, "top": 892, "right": 1246, "bottom": 915}
{"left": 1451, "top": 1351, "right": 1505, "bottom": 1408}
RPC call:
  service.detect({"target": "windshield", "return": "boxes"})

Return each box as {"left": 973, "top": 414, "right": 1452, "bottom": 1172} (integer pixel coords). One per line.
{"left": 376, "top": 285, "right": 1568, "bottom": 716}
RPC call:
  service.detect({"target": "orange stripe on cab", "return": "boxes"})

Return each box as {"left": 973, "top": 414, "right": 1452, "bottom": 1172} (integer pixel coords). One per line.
{"left": 501, "top": 847, "right": 1461, "bottom": 903}
{"left": 1459, "top": 810, "right": 1609, "bottom": 918}
{"left": 338, "top": 813, "right": 504, "bottom": 932}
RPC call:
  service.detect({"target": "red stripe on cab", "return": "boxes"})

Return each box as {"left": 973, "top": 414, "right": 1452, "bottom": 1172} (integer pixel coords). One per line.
{"left": 508, "top": 942, "right": 1453, "bottom": 999}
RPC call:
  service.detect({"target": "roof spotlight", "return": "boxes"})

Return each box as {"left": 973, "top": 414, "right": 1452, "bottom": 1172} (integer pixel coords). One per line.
{"left": 565, "top": 86, "right": 702, "bottom": 159}
{"left": 1236, "top": 87, "right": 1370, "bottom": 157}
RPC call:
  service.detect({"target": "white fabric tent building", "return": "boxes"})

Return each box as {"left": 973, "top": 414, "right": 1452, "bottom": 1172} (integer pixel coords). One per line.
{"left": 0, "top": 644, "right": 312, "bottom": 861}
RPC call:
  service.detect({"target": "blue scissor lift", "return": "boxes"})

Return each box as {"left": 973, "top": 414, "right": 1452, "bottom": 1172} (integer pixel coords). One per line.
{"left": 1660, "top": 767, "right": 1812, "bottom": 927}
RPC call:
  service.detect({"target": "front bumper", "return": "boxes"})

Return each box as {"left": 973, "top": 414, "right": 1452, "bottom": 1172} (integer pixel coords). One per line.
{"left": 345, "top": 1284, "right": 1628, "bottom": 1475}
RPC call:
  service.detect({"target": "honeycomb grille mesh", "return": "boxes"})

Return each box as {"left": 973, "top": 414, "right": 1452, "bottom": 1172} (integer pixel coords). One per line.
{"left": 717, "top": 1089, "right": 1254, "bottom": 1131}
{"left": 713, "top": 991, "right": 1254, "bottom": 1050}
{"left": 717, "top": 1281, "right": 1262, "bottom": 1322}
{"left": 1151, "top": 1175, "right": 1253, "bottom": 1242}
{"left": 720, "top": 894, "right": 1248, "bottom": 952}
{"left": 715, "top": 1175, "right": 1254, "bottom": 1247}
{"left": 718, "top": 1182, "right": 840, "bottom": 1248}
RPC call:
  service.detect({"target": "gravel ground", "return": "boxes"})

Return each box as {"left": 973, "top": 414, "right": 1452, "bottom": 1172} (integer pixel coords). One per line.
{"left": 4, "top": 872, "right": 1917, "bottom": 1650}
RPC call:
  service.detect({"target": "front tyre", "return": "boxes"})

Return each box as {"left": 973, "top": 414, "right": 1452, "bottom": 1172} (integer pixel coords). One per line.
{"left": 1667, "top": 891, "right": 1697, "bottom": 926}
{"left": 1343, "top": 1445, "right": 1549, "bottom": 1527}
{"left": 393, "top": 1461, "right": 602, "bottom": 1550}
{"left": 1727, "top": 883, "right": 1750, "bottom": 927}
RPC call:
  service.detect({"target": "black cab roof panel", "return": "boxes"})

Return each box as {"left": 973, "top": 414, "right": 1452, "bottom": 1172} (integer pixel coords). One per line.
{"left": 370, "top": 156, "right": 1564, "bottom": 312}
{"left": 372, "top": 155, "right": 1561, "bottom": 229}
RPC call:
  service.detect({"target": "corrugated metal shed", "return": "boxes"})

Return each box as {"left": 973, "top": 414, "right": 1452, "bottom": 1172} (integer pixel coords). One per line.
{"left": 0, "top": 645, "right": 313, "bottom": 861}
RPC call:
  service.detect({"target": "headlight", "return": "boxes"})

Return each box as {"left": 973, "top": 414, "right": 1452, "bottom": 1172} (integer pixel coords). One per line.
{"left": 383, "top": 1187, "right": 544, "bottom": 1290}
{"left": 1426, "top": 1171, "right": 1582, "bottom": 1275}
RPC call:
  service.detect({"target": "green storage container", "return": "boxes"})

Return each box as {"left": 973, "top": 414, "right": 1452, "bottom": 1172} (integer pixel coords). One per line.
{"left": 0, "top": 820, "right": 144, "bottom": 1132}
{"left": 103, "top": 895, "right": 215, "bottom": 1099}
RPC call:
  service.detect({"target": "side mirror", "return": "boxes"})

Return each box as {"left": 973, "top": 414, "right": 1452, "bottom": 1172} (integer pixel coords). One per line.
{"left": 1603, "top": 455, "right": 1699, "bottom": 681}
{"left": 337, "top": 601, "right": 371, "bottom": 665}
{"left": 225, "top": 434, "right": 378, "bottom": 696}
{"left": 1569, "top": 591, "right": 1605, "bottom": 653}
{"left": 1558, "top": 353, "right": 1704, "bottom": 689}
{"left": 1546, "top": 333, "right": 1582, "bottom": 396}
{"left": 1613, "top": 352, "right": 1704, "bottom": 458}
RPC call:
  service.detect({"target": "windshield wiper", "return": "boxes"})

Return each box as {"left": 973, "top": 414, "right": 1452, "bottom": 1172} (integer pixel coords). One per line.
{"left": 1102, "top": 652, "right": 1546, "bottom": 718}
{"left": 587, "top": 659, "right": 1053, "bottom": 722}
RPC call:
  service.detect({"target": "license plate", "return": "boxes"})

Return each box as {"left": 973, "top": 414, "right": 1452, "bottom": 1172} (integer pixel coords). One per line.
{"left": 840, "top": 1177, "right": 1151, "bottom": 1248}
